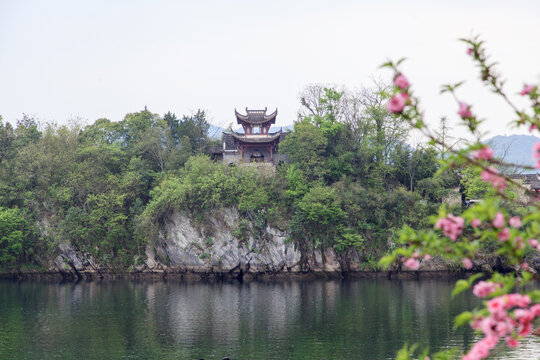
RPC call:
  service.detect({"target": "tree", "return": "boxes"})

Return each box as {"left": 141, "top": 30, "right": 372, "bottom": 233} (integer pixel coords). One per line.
{"left": 0, "top": 207, "right": 32, "bottom": 266}
{"left": 0, "top": 117, "right": 14, "bottom": 163}
{"left": 279, "top": 121, "right": 328, "bottom": 181}
{"left": 293, "top": 184, "right": 346, "bottom": 247}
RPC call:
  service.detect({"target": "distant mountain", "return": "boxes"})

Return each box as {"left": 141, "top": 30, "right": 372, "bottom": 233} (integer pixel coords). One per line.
{"left": 207, "top": 124, "right": 225, "bottom": 139}
{"left": 486, "top": 134, "right": 539, "bottom": 173}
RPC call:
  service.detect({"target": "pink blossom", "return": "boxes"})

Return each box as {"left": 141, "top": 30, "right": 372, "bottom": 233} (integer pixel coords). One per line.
{"left": 521, "top": 84, "right": 535, "bottom": 96}
{"left": 471, "top": 218, "right": 481, "bottom": 228}
{"left": 487, "top": 297, "right": 505, "bottom": 313}
{"left": 508, "top": 216, "right": 522, "bottom": 228}
{"left": 423, "top": 254, "right": 432, "bottom": 261}
{"left": 465, "top": 338, "right": 491, "bottom": 359}
{"left": 505, "top": 336, "right": 519, "bottom": 348}
{"left": 505, "top": 293, "right": 530, "bottom": 308}
{"left": 498, "top": 227, "right": 510, "bottom": 242}
{"left": 466, "top": 293, "right": 540, "bottom": 359}
{"left": 404, "top": 257, "right": 420, "bottom": 270}
{"left": 387, "top": 94, "right": 406, "bottom": 113}
{"left": 467, "top": 47, "right": 474, "bottom": 56}
{"left": 458, "top": 102, "right": 473, "bottom": 118}
{"left": 529, "top": 238, "right": 539, "bottom": 247}
{"left": 530, "top": 304, "right": 540, "bottom": 316}
{"left": 492, "top": 212, "right": 505, "bottom": 228}
{"left": 483, "top": 335, "right": 499, "bottom": 349}
{"left": 480, "top": 317, "right": 498, "bottom": 337}
{"left": 435, "top": 214, "right": 465, "bottom": 241}
{"left": 521, "top": 262, "right": 529, "bottom": 270}
{"left": 534, "top": 142, "right": 540, "bottom": 156}
{"left": 462, "top": 257, "right": 473, "bottom": 269}
{"left": 515, "top": 309, "right": 534, "bottom": 324}
{"left": 533, "top": 142, "right": 540, "bottom": 168}
{"left": 473, "top": 281, "right": 499, "bottom": 298}
{"left": 394, "top": 74, "right": 410, "bottom": 90}
{"left": 481, "top": 166, "right": 499, "bottom": 181}
{"left": 481, "top": 167, "right": 507, "bottom": 191}
{"left": 519, "top": 322, "right": 532, "bottom": 336}
{"left": 495, "top": 321, "right": 508, "bottom": 337}
{"left": 401, "top": 92, "right": 410, "bottom": 103}
{"left": 471, "top": 146, "right": 494, "bottom": 160}
{"left": 529, "top": 124, "right": 538, "bottom": 133}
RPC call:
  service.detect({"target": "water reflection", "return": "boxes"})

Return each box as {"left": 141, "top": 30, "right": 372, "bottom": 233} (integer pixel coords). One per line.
{"left": 0, "top": 279, "right": 538, "bottom": 359}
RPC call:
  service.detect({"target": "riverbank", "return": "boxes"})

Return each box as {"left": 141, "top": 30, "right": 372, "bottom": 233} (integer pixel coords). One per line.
{"left": 1, "top": 267, "right": 536, "bottom": 282}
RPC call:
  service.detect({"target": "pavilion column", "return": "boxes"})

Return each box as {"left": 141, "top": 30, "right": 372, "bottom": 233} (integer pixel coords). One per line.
{"left": 269, "top": 145, "right": 274, "bottom": 163}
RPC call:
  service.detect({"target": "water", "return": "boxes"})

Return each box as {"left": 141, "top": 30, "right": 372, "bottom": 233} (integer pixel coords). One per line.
{"left": 0, "top": 278, "right": 538, "bottom": 359}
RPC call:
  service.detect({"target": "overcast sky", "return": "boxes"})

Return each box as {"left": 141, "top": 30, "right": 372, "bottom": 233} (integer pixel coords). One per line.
{"left": 1, "top": 0, "right": 539, "bottom": 139}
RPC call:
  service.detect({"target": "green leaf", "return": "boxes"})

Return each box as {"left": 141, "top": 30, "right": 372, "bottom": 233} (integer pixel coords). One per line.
{"left": 452, "top": 279, "right": 470, "bottom": 298}
{"left": 378, "top": 254, "right": 396, "bottom": 269}
{"left": 396, "top": 57, "right": 407, "bottom": 66}
{"left": 453, "top": 311, "right": 473, "bottom": 329}
{"left": 467, "top": 273, "right": 483, "bottom": 285}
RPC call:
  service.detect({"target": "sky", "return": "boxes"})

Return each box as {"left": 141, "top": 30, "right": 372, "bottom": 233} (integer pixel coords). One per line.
{"left": 1, "top": 0, "right": 539, "bottom": 140}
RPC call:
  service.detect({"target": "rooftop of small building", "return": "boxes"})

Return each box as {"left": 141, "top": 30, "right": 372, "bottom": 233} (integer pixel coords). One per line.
{"left": 235, "top": 107, "right": 278, "bottom": 125}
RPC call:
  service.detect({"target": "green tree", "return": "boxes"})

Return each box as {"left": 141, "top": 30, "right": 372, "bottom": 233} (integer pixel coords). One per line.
{"left": 279, "top": 121, "right": 328, "bottom": 181}
{"left": 292, "top": 184, "right": 346, "bottom": 247}
{"left": 0, "top": 207, "right": 32, "bottom": 266}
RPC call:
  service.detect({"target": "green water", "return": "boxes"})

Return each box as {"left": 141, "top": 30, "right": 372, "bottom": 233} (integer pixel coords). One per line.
{"left": 0, "top": 279, "right": 538, "bottom": 359}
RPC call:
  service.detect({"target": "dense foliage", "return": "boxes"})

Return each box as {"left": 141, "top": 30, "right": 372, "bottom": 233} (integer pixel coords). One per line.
{"left": 0, "top": 83, "right": 455, "bottom": 270}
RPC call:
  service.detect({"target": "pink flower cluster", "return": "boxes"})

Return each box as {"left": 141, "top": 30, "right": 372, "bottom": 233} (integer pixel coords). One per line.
{"left": 403, "top": 257, "right": 420, "bottom": 270}
{"left": 472, "top": 281, "right": 500, "bottom": 298}
{"left": 528, "top": 238, "right": 540, "bottom": 252}
{"left": 498, "top": 227, "right": 510, "bottom": 242}
{"left": 521, "top": 84, "right": 535, "bottom": 96}
{"left": 481, "top": 167, "right": 507, "bottom": 191}
{"left": 492, "top": 212, "right": 505, "bottom": 228}
{"left": 435, "top": 214, "right": 465, "bottom": 241}
{"left": 387, "top": 75, "right": 410, "bottom": 114}
{"left": 464, "top": 294, "right": 540, "bottom": 360}
{"left": 458, "top": 102, "right": 473, "bottom": 119}
{"left": 387, "top": 94, "right": 407, "bottom": 113}
{"left": 533, "top": 142, "right": 540, "bottom": 168}
{"left": 509, "top": 216, "right": 521, "bottom": 228}
{"left": 394, "top": 74, "right": 410, "bottom": 90}
{"left": 471, "top": 146, "right": 494, "bottom": 161}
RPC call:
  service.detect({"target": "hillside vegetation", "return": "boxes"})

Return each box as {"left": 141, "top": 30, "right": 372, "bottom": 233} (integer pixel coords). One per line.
{"left": 0, "top": 85, "right": 508, "bottom": 272}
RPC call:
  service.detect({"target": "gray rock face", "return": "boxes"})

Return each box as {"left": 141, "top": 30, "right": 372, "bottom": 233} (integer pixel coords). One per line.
{"left": 147, "top": 208, "right": 304, "bottom": 275}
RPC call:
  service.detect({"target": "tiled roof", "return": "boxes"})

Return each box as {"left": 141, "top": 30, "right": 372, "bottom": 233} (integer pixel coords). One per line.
{"left": 235, "top": 107, "right": 277, "bottom": 125}
{"left": 231, "top": 130, "right": 282, "bottom": 144}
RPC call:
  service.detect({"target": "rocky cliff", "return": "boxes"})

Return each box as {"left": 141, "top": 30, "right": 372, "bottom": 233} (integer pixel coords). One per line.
{"left": 22, "top": 208, "right": 540, "bottom": 280}
{"left": 49, "top": 208, "right": 359, "bottom": 280}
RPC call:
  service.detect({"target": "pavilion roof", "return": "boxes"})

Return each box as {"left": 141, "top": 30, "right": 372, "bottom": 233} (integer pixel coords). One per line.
{"left": 231, "top": 130, "right": 282, "bottom": 144}
{"left": 235, "top": 107, "right": 277, "bottom": 125}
